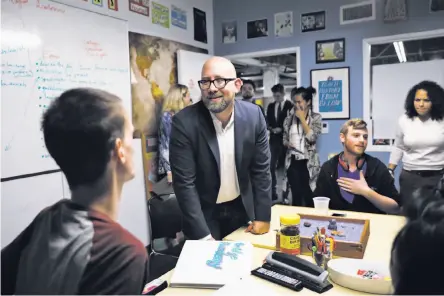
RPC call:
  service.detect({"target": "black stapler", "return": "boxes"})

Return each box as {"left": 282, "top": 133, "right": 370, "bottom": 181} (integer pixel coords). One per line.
{"left": 264, "top": 252, "right": 333, "bottom": 293}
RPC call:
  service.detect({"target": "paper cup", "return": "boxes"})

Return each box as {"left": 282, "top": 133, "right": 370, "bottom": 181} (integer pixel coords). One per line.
{"left": 313, "top": 196, "right": 330, "bottom": 215}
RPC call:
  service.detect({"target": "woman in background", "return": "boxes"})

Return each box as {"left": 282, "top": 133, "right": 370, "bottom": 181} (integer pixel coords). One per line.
{"left": 283, "top": 86, "right": 322, "bottom": 207}
{"left": 390, "top": 176, "right": 444, "bottom": 294}
{"left": 388, "top": 81, "right": 444, "bottom": 204}
{"left": 151, "top": 84, "right": 190, "bottom": 186}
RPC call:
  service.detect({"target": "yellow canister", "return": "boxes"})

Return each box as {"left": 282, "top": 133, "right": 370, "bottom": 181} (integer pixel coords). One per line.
{"left": 279, "top": 214, "right": 301, "bottom": 255}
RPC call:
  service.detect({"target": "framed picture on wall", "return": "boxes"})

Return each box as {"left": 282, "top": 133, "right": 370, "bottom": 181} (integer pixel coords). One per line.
{"left": 430, "top": 0, "right": 444, "bottom": 12}
{"left": 301, "top": 11, "right": 325, "bottom": 32}
{"left": 316, "top": 38, "right": 345, "bottom": 64}
{"left": 310, "top": 67, "right": 350, "bottom": 120}
{"left": 247, "top": 18, "right": 268, "bottom": 39}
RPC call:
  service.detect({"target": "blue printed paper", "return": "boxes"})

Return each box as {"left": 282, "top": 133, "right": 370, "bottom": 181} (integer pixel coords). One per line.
{"left": 171, "top": 5, "right": 187, "bottom": 29}
{"left": 318, "top": 79, "right": 343, "bottom": 112}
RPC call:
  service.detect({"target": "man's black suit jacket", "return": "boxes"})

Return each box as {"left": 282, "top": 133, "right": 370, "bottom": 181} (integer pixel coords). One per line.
{"left": 169, "top": 99, "right": 272, "bottom": 239}
{"left": 266, "top": 100, "right": 293, "bottom": 133}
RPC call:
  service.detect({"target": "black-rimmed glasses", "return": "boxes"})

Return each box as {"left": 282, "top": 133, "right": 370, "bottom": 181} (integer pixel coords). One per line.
{"left": 198, "top": 78, "right": 236, "bottom": 90}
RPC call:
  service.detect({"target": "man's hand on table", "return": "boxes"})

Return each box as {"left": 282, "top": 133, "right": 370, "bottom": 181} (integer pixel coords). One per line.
{"left": 245, "top": 221, "right": 270, "bottom": 235}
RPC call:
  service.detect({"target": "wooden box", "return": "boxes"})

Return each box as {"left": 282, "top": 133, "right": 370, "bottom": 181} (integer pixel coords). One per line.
{"left": 279, "top": 214, "right": 370, "bottom": 259}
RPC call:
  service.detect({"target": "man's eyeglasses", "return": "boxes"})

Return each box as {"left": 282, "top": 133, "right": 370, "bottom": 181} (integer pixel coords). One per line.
{"left": 198, "top": 78, "right": 236, "bottom": 90}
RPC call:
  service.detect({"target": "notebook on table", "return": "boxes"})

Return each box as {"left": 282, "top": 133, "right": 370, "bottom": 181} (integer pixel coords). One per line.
{"left": 169, "top": 240, "right": 253, "bottom": 289}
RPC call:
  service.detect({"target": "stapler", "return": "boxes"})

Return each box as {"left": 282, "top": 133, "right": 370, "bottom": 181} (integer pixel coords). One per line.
{"left": 264, "top": 252, "right": 333, "bottom": 293}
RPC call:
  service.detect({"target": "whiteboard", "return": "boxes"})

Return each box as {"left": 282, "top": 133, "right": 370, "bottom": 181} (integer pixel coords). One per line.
{"left": 177, "top": 49, "right": 212, "bottom": 103}
{"left": 2, "top": 139, "right": 149, "bottom": 247}
{"left": 372, "top": 60, "right": 444, "bottom": 139}
{"left": 1, "top": 172, "right": 65, "bottom": 248}
{"left": 1, "top": 0, "right": 131, "bottom": 179}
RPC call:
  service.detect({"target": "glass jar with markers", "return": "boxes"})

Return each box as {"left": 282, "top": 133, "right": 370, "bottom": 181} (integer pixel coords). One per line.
{"left": 279, "top": 215, "right": 301, "bottom": 255}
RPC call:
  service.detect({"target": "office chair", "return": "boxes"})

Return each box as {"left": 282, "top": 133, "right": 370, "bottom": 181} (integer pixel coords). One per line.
{"left": 146, "top": 192, "right": 185, "bottom": 281}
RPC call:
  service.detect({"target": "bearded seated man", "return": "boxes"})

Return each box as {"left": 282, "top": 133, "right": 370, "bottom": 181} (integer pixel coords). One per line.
{"left": 313, "top": 119, "right": 401, "bottom": 214}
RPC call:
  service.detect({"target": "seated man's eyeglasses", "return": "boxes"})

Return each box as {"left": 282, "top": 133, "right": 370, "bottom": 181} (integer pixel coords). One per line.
{"left": 198, "top": 78, "right": 236, "bottom": 90}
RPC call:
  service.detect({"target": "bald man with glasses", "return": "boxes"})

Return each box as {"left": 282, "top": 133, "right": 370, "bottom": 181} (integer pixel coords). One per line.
{"left": 169, "top": 56, "right": 272, "bottom": 241}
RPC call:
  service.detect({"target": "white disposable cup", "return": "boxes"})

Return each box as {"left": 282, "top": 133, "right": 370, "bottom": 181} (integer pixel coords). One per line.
{"left": 313, "top": 197, "right": 330, "bottom": 215}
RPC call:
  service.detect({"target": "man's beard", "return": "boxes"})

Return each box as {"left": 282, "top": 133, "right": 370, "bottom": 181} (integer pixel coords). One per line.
{"left": 344, "top": 140, "right": 365, "bottom": 156}
{"left": 203, "top": 95, "right": 232, "bottom": 113}
{"left": 242, "top": 94, "right": 253, "bottom": 100}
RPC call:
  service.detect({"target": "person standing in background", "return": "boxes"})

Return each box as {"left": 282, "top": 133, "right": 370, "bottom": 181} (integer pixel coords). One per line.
{"left": 283, "top": 87, "right": 322, "bottom": 207}
{"left": 388, "top": 81, "right": 444, "bottom": 204}
{"left": 240, "top": 79, "right": 265, "bottom": 117}
{"left": 266, "top": 83, "right": 293, "bottom": 201}
{"left": 151, "top": 84, "right": 190, "bottom": 189}
{"left": 169, "top": 57, "right": 272, "bottom": 241}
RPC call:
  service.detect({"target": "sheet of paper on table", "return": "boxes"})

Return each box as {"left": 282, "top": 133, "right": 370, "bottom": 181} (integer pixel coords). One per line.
{"left": 170, "top": 240, "right": 253, "bottom": 289}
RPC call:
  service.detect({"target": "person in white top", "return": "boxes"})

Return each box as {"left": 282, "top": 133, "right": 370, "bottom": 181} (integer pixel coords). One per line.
{"left": 169, "top": 56, "right": 272, "bottom": 240}
{"left": 388, "top": 80, "right": 444, "bottom": 203}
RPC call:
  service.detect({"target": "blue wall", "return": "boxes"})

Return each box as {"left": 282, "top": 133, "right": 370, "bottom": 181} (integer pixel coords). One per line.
{"left": 213, "top": 0, "right": 444, "bottom": 170}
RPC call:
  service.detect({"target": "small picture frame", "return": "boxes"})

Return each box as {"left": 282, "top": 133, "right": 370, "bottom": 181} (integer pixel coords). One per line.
{"left": 222, "top": 20, "right": 237, "bottom": 44}
{"left": 316, "top": 38, "right": 345, "bottom": 64}
{"left": 430, "top": 0, "right": 444, "bottom": 12}
{"left": 247, "top": 18, "right": 268, "bottom": 39}
{"left": 301, "top": 11, "right": 325, "bottom": 33}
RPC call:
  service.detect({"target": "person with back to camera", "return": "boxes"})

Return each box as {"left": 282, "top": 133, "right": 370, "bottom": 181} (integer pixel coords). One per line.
{"left": 282, "top": 86, "right": 322, "bottom": 207}
{"left": 388, "top": 81, "right": 444, "bottom": 204}
{"left": 314, "top": 119, "right": 401, "bottom": 214}
{"left": 169, "top": 56, "right": 272, "bottom": 241}
{"left": 390, "top": 176, "right": 444, "bottom": 295}
{"left": 1, "top": 88, "right": 148, "bottom": 295}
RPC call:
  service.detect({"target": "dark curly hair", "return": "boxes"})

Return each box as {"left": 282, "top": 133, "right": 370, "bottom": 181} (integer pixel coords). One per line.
{"left": 404, "top": 80, "right": 444, "bottom": 121}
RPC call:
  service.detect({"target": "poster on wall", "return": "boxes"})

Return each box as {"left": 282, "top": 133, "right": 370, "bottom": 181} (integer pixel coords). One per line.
{"left": 430, "top": 0, "right": 444, "bottom": 12}
{"left": 383, "top": 0, "right": 407, "bottom": 22}
{"left": 152, "top": 1, "right": 170, "bottom": 28}
{"left": 316, "top": 38, "right": 345, "bottom": 64}
{"left": 301, "top": 11, "right": 325, "bottom": 32}
{"left": 108, "top": 0, "right": 118, "bottom": 11}
{"left": 247, "top": 18, "right": 268, "bottom": 39}
{"left": 129, "top": 32, "right": 208, "bottom": 192}
{"left": 222, "top": 20, "right": 237, "bottom": 43}
{"left": 128, "top": 31, "right": 208, "bottom": 138}
{"left": 193, "top": 8, "right": 207, "bottom": 43}
{"left": 310, "top": 67, "right": 350, "bottom": 120}
{"left": 129, "top": 0, "right": 149, "bottom": 16}
{"left": 171, "top": 5, "right": 187, "bottom": 29}
{"left": 274, "top": 11, "right": 293, "bottom": 37}
{"left": 92, "top": 0, "right": 103, "bottom": 6}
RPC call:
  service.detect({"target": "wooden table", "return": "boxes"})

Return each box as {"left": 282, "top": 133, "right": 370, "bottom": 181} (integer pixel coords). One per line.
{"left": 158, "top": 205, "right": 406, "bottom": 295}
{"left": 225, "top": 205, "right": 406, "bottom": 262}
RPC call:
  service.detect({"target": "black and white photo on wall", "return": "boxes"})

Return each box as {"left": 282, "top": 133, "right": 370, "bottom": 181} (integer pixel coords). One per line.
{"left": 222, "top": 20, "right": 237, "bottom": 44}
{"left": 430, "top": 0, "right": 444, "bottom": 12}
{"left": 316, "top": 38, "right": 345, "bottom": 64}
{"left": 383, "top": 0, "right": 407, "bottom": 22}
{"left": 274, "top": 11, "right": 293, "bottom": 37}
{"left": 301, "top": 11, "right": 325, "bottom": 32}
{"left": 247, "top": 18, "right": 268, "bottom": 39}
{"left": 193, "top": 8, "right": 207, "bottom": 44}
